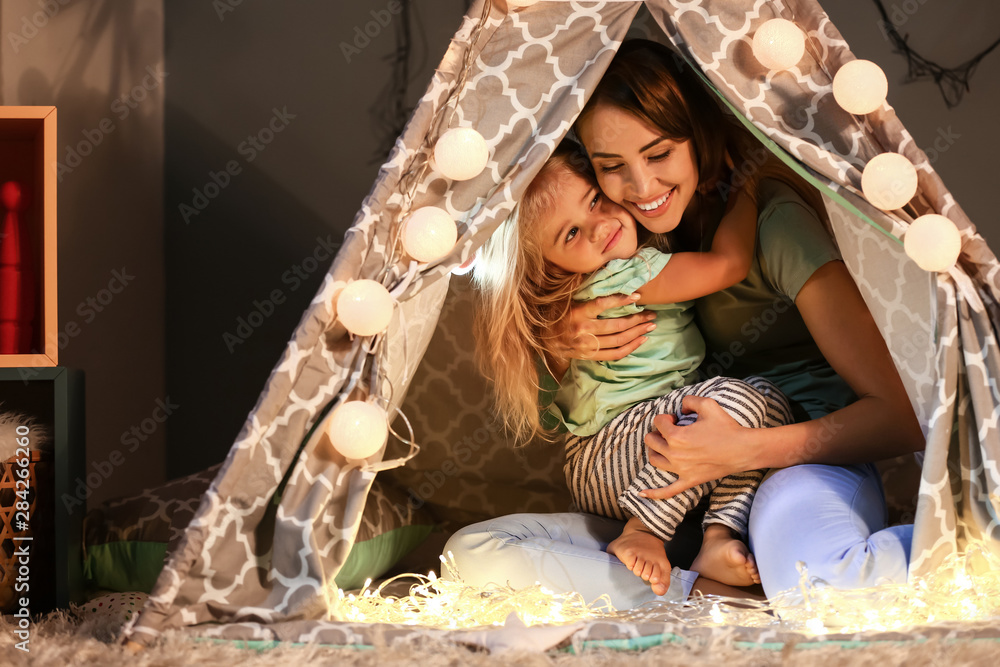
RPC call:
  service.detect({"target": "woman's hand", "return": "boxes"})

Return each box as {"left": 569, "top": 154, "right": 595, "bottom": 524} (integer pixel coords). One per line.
{"left": 641, "top": 395, "right": 755, "bottom": 500}
{"left": 555, "top": 293, "right": 656, "bottom": 362}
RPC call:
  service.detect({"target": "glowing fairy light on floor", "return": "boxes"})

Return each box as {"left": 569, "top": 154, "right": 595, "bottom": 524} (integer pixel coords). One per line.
{"left": 328, "top": 544, "right": 1000, "bottom": 633}
{"left": 328, "top": 553, "right": 614, "bottom": 628}
{"left": 712, "top": 542, "right": 1000, "bottom": 635}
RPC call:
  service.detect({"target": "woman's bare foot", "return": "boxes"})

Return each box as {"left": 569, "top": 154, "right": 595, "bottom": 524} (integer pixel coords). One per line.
{"left": 607, "top": 517, "right": 672, "bottom": 596}
{"left": 690, "top": 524, "right": 760, "bottom": 587}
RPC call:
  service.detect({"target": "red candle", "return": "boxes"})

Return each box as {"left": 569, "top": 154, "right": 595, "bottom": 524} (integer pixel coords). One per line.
{"left": 0, "top": 181, "right": 34, "bottom": 354}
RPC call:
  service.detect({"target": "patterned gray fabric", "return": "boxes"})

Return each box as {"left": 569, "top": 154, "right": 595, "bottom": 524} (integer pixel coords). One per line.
{"left": 127, "top": 0, "right": 999, "bottom": 646}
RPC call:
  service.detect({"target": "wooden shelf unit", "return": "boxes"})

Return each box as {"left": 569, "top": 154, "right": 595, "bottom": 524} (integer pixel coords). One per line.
{"left": 0, "top": 106, "right": 58, "bottom": 367}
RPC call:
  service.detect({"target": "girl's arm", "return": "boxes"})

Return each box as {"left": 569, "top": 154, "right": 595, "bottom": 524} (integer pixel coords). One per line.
{"left": 641, "top": 260, "right": 925, "bottom": 500}
{"left": 541, "top": 190, "right": 755, "bottom": 370}
{"left": 636, "top": 188, "right": 756, "bottom": 305}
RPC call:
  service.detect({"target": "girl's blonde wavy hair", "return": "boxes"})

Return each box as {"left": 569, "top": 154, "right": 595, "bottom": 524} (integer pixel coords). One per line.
{"left": 472, "top": 141, "right": 597, "bottom": 444}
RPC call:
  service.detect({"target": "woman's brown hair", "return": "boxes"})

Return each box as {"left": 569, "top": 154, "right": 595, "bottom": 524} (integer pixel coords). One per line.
{"left": 578, "top": 39, "right": 826, "bottom": 242}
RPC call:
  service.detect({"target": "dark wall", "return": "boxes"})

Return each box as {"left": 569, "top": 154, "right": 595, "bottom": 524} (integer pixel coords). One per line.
{"left": 163, "top": 1, "right": 466, "bottom": 477}
{"left": 163, "top": 0, "right": 999, "bottom": 477}
{"left": 1, "top": 0, "right": 166, "bottom": 508}
{"left": 824, "top": 0, "right": 1000, "bottom": 247}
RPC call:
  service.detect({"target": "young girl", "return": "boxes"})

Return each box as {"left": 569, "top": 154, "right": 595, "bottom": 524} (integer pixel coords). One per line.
{"left": 473, "top": 141, "right": 792, "bottom": 591}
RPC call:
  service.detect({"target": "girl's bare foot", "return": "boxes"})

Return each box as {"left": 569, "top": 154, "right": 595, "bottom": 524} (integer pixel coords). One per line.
{"left": 690, "top": 524, "right": 760, "bottom": 587}
{"left": 607, "top": 517, "right": 672, "bottom": 596}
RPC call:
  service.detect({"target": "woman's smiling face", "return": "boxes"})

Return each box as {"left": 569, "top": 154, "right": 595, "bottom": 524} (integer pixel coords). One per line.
{"left": 576, "top": 103, "right": 699, "bottom": 235}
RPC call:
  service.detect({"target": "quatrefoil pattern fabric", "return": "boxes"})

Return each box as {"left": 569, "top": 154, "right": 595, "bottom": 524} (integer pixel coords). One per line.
{"left": 128, "top": 0, "right": 1000, "bottom": 646}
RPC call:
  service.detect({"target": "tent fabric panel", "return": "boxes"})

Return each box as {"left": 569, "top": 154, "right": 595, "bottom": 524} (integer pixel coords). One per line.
{"left": 643, "top": 0, "right": 1000, "bottom": 578}
{"left": 381, "top": 275, "right": 574, "bottom": 532}
{"left": 128, "top": 6, "right": 496, "bottom": 642}
{"left": 129, "top": 0, "right": 641, "bottom": 642}
{"left": 823, "top": 194, "right": 935, "bottom": 428}
{"left": 128, "top": 0, "right": 1000, "bottom": 644}
{"left": 390, "top": 1, "right": 641, "bottom": 307}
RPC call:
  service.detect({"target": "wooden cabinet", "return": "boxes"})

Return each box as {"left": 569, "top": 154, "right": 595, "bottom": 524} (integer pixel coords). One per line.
{"left": 0, "top": 367, "right": 85, "bottom": 612}
{"left": 0, "top": 107, "right": 79, "bottom": 613}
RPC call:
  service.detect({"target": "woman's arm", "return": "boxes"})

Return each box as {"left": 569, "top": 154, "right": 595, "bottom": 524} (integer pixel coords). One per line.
{"left": 637, "top": 189, "right": 756, "bottom": 305}
{"left": 641, "top": 260, "right": 925, "bottom": 500}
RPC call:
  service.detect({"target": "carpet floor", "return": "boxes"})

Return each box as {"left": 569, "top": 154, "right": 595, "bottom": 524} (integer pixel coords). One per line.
{"left": 2, "top": 608, "right": 998, "bottom": 666}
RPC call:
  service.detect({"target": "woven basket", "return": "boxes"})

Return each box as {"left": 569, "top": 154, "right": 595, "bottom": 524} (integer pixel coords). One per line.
{"left": 0, "top": 450, "right": 54, "bottom": 612}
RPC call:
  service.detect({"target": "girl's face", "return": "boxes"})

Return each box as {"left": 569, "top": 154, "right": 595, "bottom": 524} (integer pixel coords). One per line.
{"left": 536, "top": 169, "right": 638, "bottom": 275}
{"left": 576, "top": 104, "right": 699, "bottom": 235}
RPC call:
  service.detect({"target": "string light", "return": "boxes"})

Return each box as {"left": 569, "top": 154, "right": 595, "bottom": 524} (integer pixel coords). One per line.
{"left": 506, "top": 0, "right": 542, "bottom": 10}
{"left": 833, "top": 59, "right": 889, "bottom": 115}
{"left": 330, "top": 554, "right": 613, "bottom": 628}
{"left": 769, "top": 542, "right": 1000, "bottom": 635}
{"left": 402, "top": 207, "right": 459, "bottom": 263}
{"left": 325, "top": 400, "right": 388, "bottom": 460}
{"left": 327, "top": 2, "right": 991, "bottom": 642}
{"left": 433, "top": 127, "right": 490, "bottom": 181}
{"left": 336, "top": 279, "right": 394, "bottom": 336}
{"left": 752, "top": 18, "right": 806, "bottom": 71}
{"left": 904, "top": 214, "right": 963, "bottom": 272}
{"left": 615, "top": 542, "right": 1000, "bottom": 637}
{"left": 861, "top": 152, "right": 918, "bottom": 211}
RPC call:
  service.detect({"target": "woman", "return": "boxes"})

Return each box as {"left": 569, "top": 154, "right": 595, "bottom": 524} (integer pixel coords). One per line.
{"left": 444, "top": 39, "right": 924, "bottom": 605}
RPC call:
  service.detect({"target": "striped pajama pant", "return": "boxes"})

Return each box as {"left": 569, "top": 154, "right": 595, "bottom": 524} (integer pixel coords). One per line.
{"left": 563, "top": 376, "right": 792, "bottom": 541}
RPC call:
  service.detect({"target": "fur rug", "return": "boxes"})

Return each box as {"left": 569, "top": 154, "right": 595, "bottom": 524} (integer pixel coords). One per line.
{"left": 2, "top": 609, "right": 998, "bottom": 666}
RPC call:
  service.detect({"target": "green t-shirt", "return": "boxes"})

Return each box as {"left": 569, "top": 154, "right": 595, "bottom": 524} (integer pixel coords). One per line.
{"left": 549, "top": 247, "right": 705, "bottom": 436}
{"left": 695, "top": 179, "right": 857, "bottom": 422}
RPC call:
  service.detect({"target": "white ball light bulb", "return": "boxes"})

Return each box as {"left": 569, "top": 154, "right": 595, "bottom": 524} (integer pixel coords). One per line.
{"left": 861, "top": 152, "right": 918, "bottom": 211}
{"left": 402, "top": 207, "right": 458, "bottom": 263}
{"left": 336, "top": 279, "right": 394, "bottom": 336}
{"left": 752, "top": 18, "right": 806, "bottom": 71}
{"left": 833, "top": 59, "right": 888, "bottom": 115}
{"left": 326, "top": 401, "right": 388, "bottom": 460}
{"left": 434, "top": 127, "right": 489, "bottom": 181}
{"left": 904, "top": 214, "right": 962, "bottom": 272}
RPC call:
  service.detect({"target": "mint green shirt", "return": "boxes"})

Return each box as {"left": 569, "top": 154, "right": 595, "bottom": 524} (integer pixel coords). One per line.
{"left": 548, "top": 247, "right": 705, "bottom": 436}
{"left": 696, "top": 179, "right": 856, "bottom": 421}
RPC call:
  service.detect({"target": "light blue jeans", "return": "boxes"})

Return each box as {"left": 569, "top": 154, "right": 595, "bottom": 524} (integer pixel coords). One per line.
{"left": 442, "top": 512, "right": 699, "bottom": 610}
{"left": 442, "top": 463, "right": 912, "bottom": 607}
{"left": 748, "top": 462, "right": 912, "bottom": 599}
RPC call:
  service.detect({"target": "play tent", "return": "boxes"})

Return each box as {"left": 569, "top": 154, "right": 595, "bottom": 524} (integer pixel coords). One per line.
{"left": 125, "top": 0, "right": 1000, "bottom": 648}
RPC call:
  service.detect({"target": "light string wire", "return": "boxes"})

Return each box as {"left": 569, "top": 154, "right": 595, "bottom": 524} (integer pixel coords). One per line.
{"left": 334, "top": 2, "right": 495, "bottom": 441}
{"left": 360, "top": 0, "right": 496, "bottom": 408}
{"left": 763, "top": 1, "right": 920, "bottom": 233}
{"left": 378, "top": 0, "right": 495, "bottom": 282}
{"left": 332, "top": 552, "right": 616, "bottom": 628}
